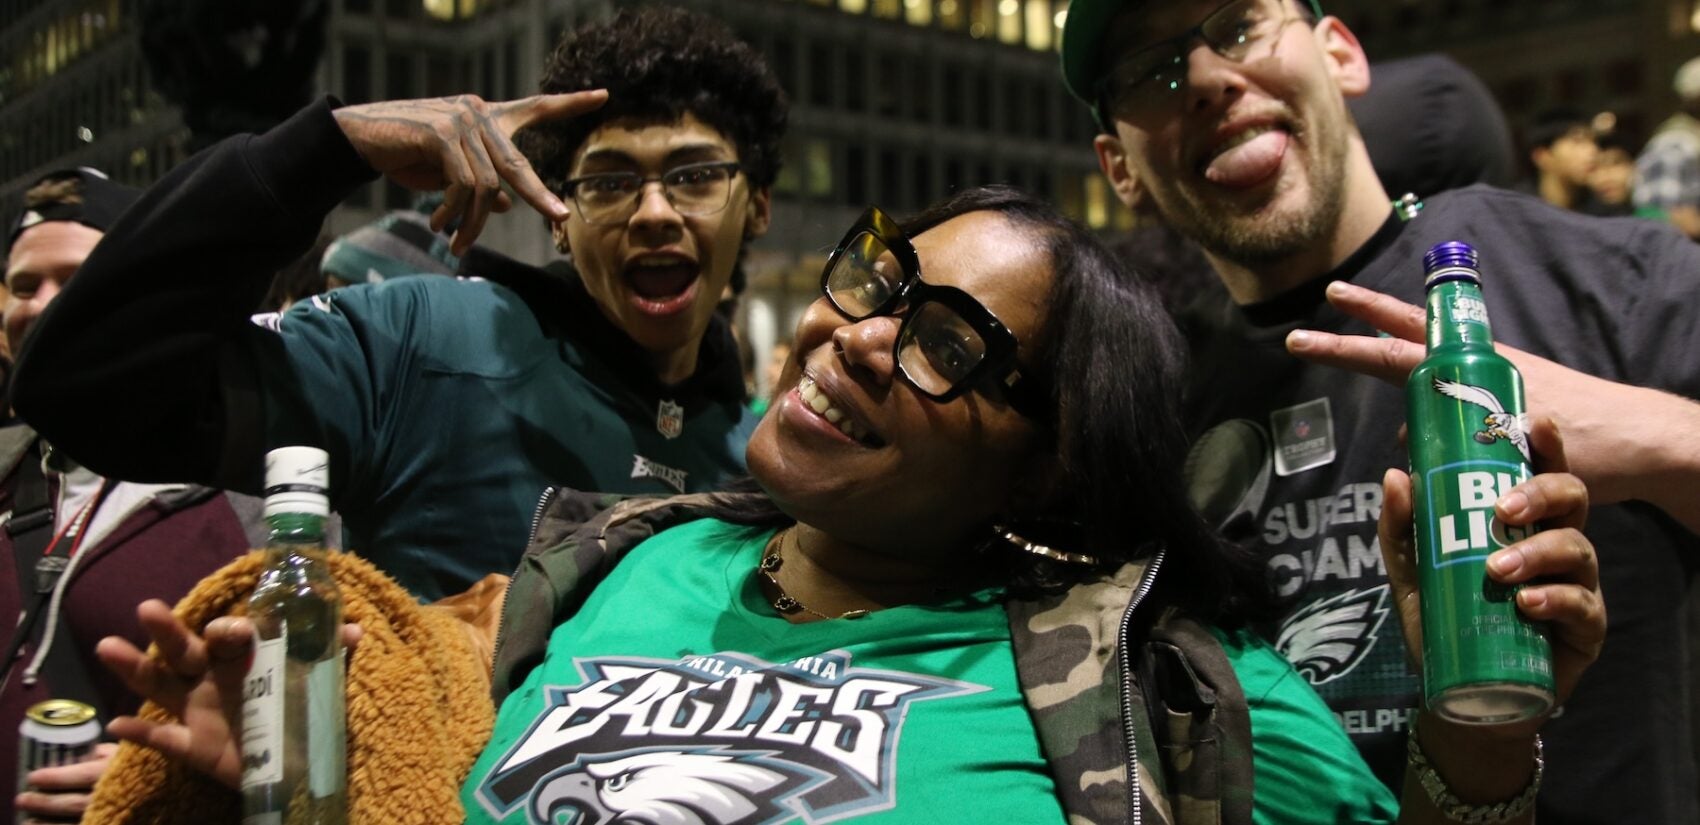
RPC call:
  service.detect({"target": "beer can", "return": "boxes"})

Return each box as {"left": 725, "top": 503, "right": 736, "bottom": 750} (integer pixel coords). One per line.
{"left": 1406, "top": 241, "right": 1554, "bottom": 724}
{"left": 17, "top": 699, "right": 100, "bottom": 795}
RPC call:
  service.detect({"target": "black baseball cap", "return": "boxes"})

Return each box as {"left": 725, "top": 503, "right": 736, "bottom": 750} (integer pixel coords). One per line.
{"left": 4, "top": 167, "right": 141, "bottom": 256}
{"left": 1059, "top": 0, "right": 1325, "bottom": 128}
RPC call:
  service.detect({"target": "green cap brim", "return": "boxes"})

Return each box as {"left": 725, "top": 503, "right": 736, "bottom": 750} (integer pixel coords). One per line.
{"left": 1060, "top": 0, "right": 1324, "bottom": 129}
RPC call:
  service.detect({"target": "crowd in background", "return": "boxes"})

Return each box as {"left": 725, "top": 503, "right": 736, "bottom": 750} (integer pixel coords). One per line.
{"left": 0, "top": 2, "right": 1695, "bottom": 824}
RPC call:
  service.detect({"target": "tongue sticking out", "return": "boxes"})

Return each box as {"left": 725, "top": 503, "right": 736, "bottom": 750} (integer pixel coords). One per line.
{"left": 627, "top": 264, "right": 698, "bottom": 299}
{"left": 1204, "top": 130, "right": 1288, "bottom": 188}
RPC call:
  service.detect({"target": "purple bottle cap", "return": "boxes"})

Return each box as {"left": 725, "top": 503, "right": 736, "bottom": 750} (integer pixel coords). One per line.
{"left": 1423, "top": 241, "right": 1479, "bottom": 273}
{"left": 1423, "top": 241, "right": 1481, "bottom": 288}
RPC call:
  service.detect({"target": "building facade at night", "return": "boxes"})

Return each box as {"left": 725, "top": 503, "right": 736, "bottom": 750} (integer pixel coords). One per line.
{"left": 2, "top": 0, "right": 1110, "bottom": 391}
{"left": 4, "top": 0, "right": 1698, "bottom": 393}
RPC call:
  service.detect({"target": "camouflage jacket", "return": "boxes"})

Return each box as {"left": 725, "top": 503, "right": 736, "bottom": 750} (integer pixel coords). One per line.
{"left": 490, "top": 491, "right": 1255, "bottom": 825}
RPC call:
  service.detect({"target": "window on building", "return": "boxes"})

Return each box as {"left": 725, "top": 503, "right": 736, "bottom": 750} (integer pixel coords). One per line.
{"left": 942, "top": 62, "right": 966, "bottom": 126}
{"left": 805, "top": 139, "right": 833, "bottom": 198}
{"left": 770, "top": 39, "right": 797, "bottom": 99}
{"left": 878, "top": 147, "right": 903, "bottom": 207}
{"left": 873, "top": 0, "right": 901, "bottom": 19}
{"left": 845, "top": 145, "right": 867, "bottom": 205}
{"left": 905, "top": 0, "right": 932, "bottom": 26}
{"left": 913, "top": 153, "right": 934, "bottom": 205}
{"left": 973, "top": 71, "right": 993, "bottom": 131}
{"left": 970, "top": 0, "right": 994, "bottom": 38}
{"left": 997, "top": 0, "right": 1022, "bottom": 44}
{"left": 845, "top": 49, "right": 867, "bottom": 112}
{"left": 1084, "top": 174, "right": 1108, "bottom": 228}
{"left": 775, "top": 137, "right": 801, "bottom": 195}
{"left": 386, "top": 0, "right": 413, "bottom": 19}
{"left": 906, "top": 55, "right": 933, "bottom": 123}
{"left": 504, "top": 37, "right": 520, "bottom": 98}
{"left": 344, "top": 43, "right": 373, "bottom": 105}
{"left": 386, "top": 52, "right": 413, "bottom": 100}
{"left": 809, "top": 44, "right": 837, "bottom": 107}
{"left": 872, "top": 51, "right": 899, "bottom": 118}
{"left": 1024, "top": 0, "right": 1052, "bottom": 50}
{"left": 481, "top": 47, "right": 498, "bottom": 99}
{"left": 1055, "top": 172, "right": 1084, "bottom": 220}
{"left": 1030, "top": 79, "right": 1051, "bottom": 140}
{"left": 426, "top": 55, "right": 454, "bottom": 97}
{"left": 841, "top": 0, "right": 869, "bottom": 14}
{"left": 939, "top": 0, "right": 966, "bottom": 30}
{"left": 1002, "top": 76, "right": 1025, "bottom": 135}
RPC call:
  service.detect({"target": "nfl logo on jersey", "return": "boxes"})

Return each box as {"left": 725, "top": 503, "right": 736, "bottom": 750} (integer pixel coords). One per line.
{"left": 656, "top": 399, "right": 684, "bottom": 439}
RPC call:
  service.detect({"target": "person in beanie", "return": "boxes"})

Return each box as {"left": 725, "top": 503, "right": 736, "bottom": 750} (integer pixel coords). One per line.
{"left": 1, "top": 168, "right": 255, "bottom": 823}
{"left": 318, "top": 201, "right": 460, "bottom": 289}
{"left": 11, "top": 6, "right": 784, "bottom": 602}
{"left": 1059, "top": 0, "right": 1700, "bottom": 821}
{"left": 1634, "top": 55, "right": 1700, "bottom": 239}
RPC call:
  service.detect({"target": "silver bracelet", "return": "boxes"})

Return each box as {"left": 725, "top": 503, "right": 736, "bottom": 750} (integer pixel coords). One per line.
{"left": 1406, "top": 724, "right": 1542, "bottom": 823}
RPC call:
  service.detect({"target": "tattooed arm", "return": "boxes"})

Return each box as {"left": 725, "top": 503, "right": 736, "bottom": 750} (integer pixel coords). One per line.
{"left": 331, "top": 92, "right": 605, "bottom": 254}
{"left": 10, "top": 93, "right": 603, "bottom": 489}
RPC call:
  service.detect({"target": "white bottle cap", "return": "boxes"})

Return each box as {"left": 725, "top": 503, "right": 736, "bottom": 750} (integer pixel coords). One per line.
{"left": 264, "top": 446, "right": 330, "bottom": 518}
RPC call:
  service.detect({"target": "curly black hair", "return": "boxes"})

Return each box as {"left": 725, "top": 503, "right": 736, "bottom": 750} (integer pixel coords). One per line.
{"left": 517, "top": 5, "right": 789, "bottom": 192}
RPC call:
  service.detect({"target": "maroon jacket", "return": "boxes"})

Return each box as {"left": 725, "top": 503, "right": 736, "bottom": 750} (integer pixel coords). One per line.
{"left": 0, "top": 425, "right": 255, "bottom": 818}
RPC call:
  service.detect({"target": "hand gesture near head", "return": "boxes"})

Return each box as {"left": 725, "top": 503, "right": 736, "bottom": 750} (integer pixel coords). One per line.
{"left": 331, "top": 91, "right": 609, "bottom": 255}
{"left": 1289, "top": 280, "right": 1700, "bottom": 534}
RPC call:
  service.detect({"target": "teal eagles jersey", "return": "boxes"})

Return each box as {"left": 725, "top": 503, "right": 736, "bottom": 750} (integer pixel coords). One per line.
{"left": 462, "top": 519, "right": 1066, "bottom": 824}
{"left": 254, "top": 275, "right": 757, "bottom": 599}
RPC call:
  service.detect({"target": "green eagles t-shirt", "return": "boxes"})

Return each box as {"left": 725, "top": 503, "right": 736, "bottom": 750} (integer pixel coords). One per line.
{"left": 462, "top": 519, "right": 1068, "bottom": 824}
{"left": 1213, "top": 627, "right": 1400, "bottom": 825}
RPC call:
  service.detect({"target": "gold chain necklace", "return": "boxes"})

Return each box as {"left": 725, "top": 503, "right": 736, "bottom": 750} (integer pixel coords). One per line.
{"left": 758, "top": 529, "right": 870, "bottom": 621}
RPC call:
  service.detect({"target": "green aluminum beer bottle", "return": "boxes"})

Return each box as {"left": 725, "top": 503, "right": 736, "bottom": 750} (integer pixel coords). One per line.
{"left": 1406, "top": 241, "right": 1554, "bottom": 724}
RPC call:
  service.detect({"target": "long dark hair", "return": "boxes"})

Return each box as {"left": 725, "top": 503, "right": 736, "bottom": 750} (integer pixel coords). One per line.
{"left": 715, "top": 186, "right": 1272, "bottom": 626}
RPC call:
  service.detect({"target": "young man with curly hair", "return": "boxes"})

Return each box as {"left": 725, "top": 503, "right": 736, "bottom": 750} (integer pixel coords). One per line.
{"left": 11, "top": 6, "right": 788, "bottom": 600}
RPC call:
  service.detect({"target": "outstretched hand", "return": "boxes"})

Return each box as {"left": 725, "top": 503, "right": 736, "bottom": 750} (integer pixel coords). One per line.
{"left": 95, "top": 600, "right": 362, "bottom": 790}
{"left": 1378, "top": 415, "right": 1606, "bottom": 734}
{"left": 1288, "top": 280, "right": 1700, "bottom": 533}
{"left": 331, "top": 91, "right": 609, "bottom": 255}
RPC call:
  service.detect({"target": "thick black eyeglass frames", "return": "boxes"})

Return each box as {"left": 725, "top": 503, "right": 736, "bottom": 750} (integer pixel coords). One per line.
{"left": 819, "top": 206, "right": 1048, "bottom": 422}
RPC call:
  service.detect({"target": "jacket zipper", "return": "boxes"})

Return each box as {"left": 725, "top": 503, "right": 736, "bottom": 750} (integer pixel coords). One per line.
{"left": 489, "top": 485, "right": 561, "bottom": 677}
{"left": 1119, "top": 544, "right": 1166, "bottom": 825}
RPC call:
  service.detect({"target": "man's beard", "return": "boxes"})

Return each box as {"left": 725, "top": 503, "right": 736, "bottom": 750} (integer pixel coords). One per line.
{"left": 1152, "top": 110, "right": 1349, "bottom": 268}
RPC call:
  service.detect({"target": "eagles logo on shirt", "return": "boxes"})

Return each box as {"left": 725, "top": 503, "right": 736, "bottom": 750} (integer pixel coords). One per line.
{"left": 474, "top": 650, "right": 984, "bottom": 824}
{"left": 1275, "top": 584, "right": 1391, "bottom": 685}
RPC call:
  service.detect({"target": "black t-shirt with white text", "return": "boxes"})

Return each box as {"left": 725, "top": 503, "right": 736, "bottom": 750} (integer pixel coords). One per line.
{"left": 1179, "top": 186, "right": 1700, "bottom": 824}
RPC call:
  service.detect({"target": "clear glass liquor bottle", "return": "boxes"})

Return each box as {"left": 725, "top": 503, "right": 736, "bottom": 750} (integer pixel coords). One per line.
{"left": 242, "top": 447, "right": 347, "bottom": 825}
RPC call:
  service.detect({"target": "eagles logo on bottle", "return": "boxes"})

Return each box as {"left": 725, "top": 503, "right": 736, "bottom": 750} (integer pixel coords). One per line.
{"left": 1406, "top": 241, "right": 1554, "bottom": 724}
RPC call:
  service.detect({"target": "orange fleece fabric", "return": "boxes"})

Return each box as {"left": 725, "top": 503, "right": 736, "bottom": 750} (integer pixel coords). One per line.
{"left": 84, "top": 551, "right": 495, "bottom": 825}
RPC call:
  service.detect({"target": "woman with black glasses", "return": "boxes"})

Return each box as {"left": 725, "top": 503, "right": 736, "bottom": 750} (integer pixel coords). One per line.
{"left": 99, "top": 187, "right": 1602, "bottom": 825}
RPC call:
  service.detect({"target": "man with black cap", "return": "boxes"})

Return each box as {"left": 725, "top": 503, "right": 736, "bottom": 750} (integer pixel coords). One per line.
{"left": 1, "top": 168, "right": 254, "bottom": 824}
{"left": 1059, "top": 0, "right": 1700, "bottom": 821}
